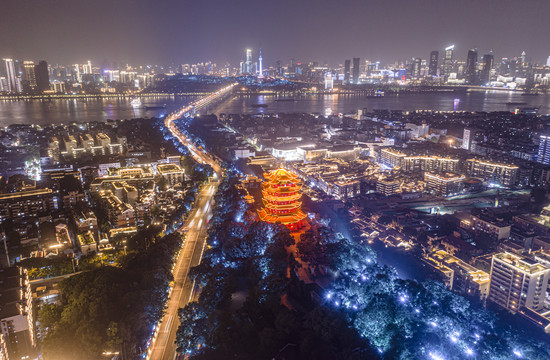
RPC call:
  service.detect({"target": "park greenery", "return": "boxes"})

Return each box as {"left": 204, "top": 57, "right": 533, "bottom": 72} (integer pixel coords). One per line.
{"left": 39, "top": 227, "right": 182, "bottom": 360}
{"left": 176, "top": 175, "right": 550, "bottom": 360}
{"left": 175, "top": 176, "right": 379, "bottom": 359}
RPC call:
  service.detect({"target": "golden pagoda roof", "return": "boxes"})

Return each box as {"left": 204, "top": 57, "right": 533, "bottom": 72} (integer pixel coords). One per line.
{"left": 263, "top": 167, "right": 299, "bottom": 182}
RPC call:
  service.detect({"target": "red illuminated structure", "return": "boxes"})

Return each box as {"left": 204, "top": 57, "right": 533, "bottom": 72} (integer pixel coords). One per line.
{"left": 258, "top": 168, "right": 307, "bottom": 231}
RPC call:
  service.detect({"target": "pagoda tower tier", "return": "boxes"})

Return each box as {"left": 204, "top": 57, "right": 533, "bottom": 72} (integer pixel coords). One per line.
{"left": 258, "top": 168, "right": 307, "bottom": 231}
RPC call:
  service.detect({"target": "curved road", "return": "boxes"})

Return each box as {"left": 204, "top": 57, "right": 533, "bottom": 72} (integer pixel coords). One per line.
{"left": 146, "top": 84, "right": 235, "bottom": 360}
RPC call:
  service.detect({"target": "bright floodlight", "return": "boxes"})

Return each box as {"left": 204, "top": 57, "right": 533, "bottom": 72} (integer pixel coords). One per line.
{"left": 428, "top": 351, "right": 445, "bottom": 360}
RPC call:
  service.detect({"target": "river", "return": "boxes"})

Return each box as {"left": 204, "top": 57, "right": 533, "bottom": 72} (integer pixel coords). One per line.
{"left": 212, "top": 91, "right": 550, "bottom": 115}
{"left": 0, "top": 95, "right": 198, "bottom": 127}
{"left": 1, "top": 91, "right": 550, "bottom": 127}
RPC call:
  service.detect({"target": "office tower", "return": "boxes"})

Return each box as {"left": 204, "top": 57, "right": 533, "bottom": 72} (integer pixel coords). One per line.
{"left": 82, "top": 60, "right": 92, "bottom": 74}
{"left": 344, "top": 59, "right": 351, "bottom": 84}
{"left": 521, "top": 51, "right": 526, "bottom": 68}
{"left": 22, "top": 61, "right": 36, "bottom": 92}
{"left": 258, "top": 48, "right": 263, "bottom": 77}
{"left": 462, "top": 128, "right": 472, "bottom": 150}
{"left": 324, "top": 72, "right": 334, "bottom": 90}
{"left": 547, "top": 56, "right": 550, "bottom": 67}
{"left": 443, "top": 45, "right": 454, "bottom": 77}
{"left": 35, "top": 60, "right": 50, "bottom": 92}
{"left": 352, "top": 57, "right": 360, "bottom": 84}
{"left": 245, "top": 49, "right": 253, "bottom": 74}
{"left": 537, "top": 134, "right": 550, "bottom": 165}
{"left": 73, "top": 64, "right": 81, "bottom": 82}
{"left": 412, "top": 58, "right": 422, "bottom": 77}
{"left": 488, "top": 252, "right": 550, "bottom": 313}
{"left": 479, "top": 53, "right": 494, "bottom": 85}
{"left": 3, "top": 59, "right": 17, "bottom": 92}
{"left": 465, "top": 49, "right": 478, "bottom": 84}
{"left": 429, "top": 51, "right": 439, "bottom": 76}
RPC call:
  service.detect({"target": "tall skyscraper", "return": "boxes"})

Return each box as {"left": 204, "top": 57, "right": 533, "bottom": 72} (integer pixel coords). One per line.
{"left": 443, "top": 45, "right": 454, "bottom": 77}
{"left": 324, "top": 72, "right": 334, "bottom": 90}
{"left": 3, "top": 59, "right": 17, "bottom": 92}
{"left": 344, "top": 59, "right": 351, "bottom": 84}
{"left": 258, "top": 48, "right": 263, "bottom": 77}
{"left": 429, "top": 51, "right": 439, "bottom": 76}
{"left": 35, "top": 61, "right": 50, "bottom": 92}
{"left": 245, "top": 49, "right": 253, "bottom": 74}
{"left": 462, "top": 128, "right": 472, "bottom": 150}
{"left": 352, "top": 57, "right": 360, "bottom": 84}
{"left": 73, "top": 64, "right": 81, "bottom": 82}
{"left": 488, "top": 252, "right": 550, "bottom": 313}
{"left": 465, "top": 49, "right": 478, "bottom": 84}
{"left": 546, "top": 56, "right": 550, "bottom": 67}
{"left": 82, "top": 60, "right": 92, "bottom": 74}
{"left": 537, "top": 134, "right": 550, "bottom": 165}
{"left": 479, "top": 53, "right": 494, "bottom": 85}
{"left": 23, "top": 61, "right": 36, "bottom": 92}
{"left": 412, "top": 58, "right": 422, "bottom": 78}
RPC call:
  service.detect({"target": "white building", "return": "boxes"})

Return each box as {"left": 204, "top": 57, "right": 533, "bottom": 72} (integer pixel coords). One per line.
{"left": 488, "top": 253, "right": 550, "bottom": 313}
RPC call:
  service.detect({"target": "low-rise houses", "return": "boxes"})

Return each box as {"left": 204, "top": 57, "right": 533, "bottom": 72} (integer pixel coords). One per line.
{"left": 157, "top": 163, "right": 185, "bottom": 186}
{"left": 424, "top": 250, "right": 490, "bottom": 301}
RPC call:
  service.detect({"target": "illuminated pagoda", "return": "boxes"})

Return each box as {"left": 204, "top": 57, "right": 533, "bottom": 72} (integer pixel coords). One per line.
{"left": 258, "top": 168, "right": 307, "bottom": 231}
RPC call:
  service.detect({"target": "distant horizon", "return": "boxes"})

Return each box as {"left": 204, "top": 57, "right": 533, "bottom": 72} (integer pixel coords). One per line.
{"left": 2, "top": 0, "right": 549, "bottom": 67}
{"left": 0, "top": 45, "right": 547, "bottom": 70}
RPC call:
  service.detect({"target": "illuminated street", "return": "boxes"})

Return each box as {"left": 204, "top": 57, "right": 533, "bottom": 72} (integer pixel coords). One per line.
{"left": 146, "top": 85, "right": 234, "bottom": 360}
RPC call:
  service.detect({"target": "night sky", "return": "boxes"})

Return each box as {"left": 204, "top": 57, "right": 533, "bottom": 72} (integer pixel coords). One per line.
{"left": 2, "top": 0, "right": 550, "bottom": 66}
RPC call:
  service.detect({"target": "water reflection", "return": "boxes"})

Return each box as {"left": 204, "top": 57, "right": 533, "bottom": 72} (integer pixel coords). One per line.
{"left": 0, "top": 95, "right": 197, "bottom": 126}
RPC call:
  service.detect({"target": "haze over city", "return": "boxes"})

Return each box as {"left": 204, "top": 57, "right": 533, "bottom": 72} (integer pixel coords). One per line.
{"left": 2, "top": 0, "right": 550, "bottom": 65}
{"left": 2, "top": 1, "right": 550, "bottom": 360}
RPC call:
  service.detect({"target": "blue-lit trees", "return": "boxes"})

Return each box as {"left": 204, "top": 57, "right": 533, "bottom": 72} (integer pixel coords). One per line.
{"left": 322, "top": 238, "right": 550, "bottom": 360}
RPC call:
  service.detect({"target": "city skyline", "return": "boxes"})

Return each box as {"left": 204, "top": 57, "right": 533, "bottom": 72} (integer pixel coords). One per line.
{"left": 1, "top": 0, "right": 550, "bottom": 65}
{"left": 2, "top": 1, "right": 550, "bottom": 359}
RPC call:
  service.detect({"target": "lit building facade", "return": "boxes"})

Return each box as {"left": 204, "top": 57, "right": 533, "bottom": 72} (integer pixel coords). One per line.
{"left": 376, "top": 178, "right": 400, "bottom": 196}
{"left": 258, "top": 168, "right": 307, "bottom": 231}
{"left": 424, "top": 172, "right": 465, "bottom": 196}
{"left": 465, "top": 159, "right": 518, "bottom": 187}
{"left": 488, "top": 252, "right": 550, "bottom": 313}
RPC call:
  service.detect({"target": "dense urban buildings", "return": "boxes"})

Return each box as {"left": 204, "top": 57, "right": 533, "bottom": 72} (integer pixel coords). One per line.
{"left": 2, "top": 0, "right": 550, "bottom": 358}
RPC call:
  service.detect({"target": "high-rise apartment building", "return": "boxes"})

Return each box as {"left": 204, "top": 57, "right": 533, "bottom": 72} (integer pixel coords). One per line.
{"left": 479, "top": 53, "right": 494, "bottom": 85}
{"left": 3, "top": 59, "right": 17, "bottom": 92}
{"left": 245, "top": 49, "right": 253, "bottom": 74}
{"left": 35, "top": 60, "right": 50, "bottom": 92}
{"left": 352, "top": 57, "right": 360, "bottom": 84}
{"left": 344, "top": 59, "right": 351, "bottom": 84}
{"left": 82, "top": 60, "right": 92, "bottom": 74}
{"left": 443, "top": 45, "right": 455, "bottom": 77}
{"left": 429, "top": 51, "right": 439, "bottom": 76}
{"left": 23, "top": 61, "right": 36, "bottom": 91}
{"left": 488, "top": 252, "right": 550, "bottom": 313}
{"left": 0, "top": 267, "right": 37, "bottom": 359}
{"left": 465, "top": 159, "right": 518, "bottom": 187}
{"left": 412, "top": 58, "right": 422, "bottom": 78}
{"left": 537, "top": 134, "right": 550, "bottom": 165}
{"left": 465, "top": 49, "right": 478, "bottom": 84}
